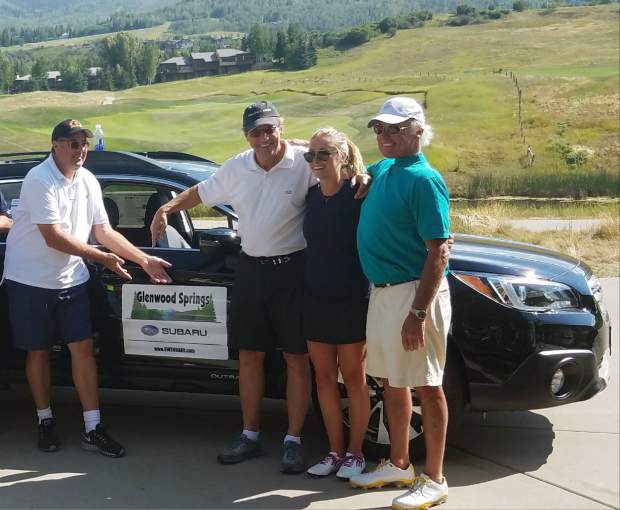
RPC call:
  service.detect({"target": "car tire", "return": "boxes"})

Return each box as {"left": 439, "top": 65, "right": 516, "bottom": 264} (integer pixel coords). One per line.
{"left": 312, "top": 344, "right": 467, "bottom": 462}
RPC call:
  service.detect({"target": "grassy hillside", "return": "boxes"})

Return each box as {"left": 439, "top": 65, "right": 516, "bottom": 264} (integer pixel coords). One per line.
{"left": 0, "top": 5, "right": 618, "bottom": 197}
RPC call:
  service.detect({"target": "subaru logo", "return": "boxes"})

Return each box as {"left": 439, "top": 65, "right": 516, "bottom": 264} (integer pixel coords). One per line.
{"left": 141, "top": 325, "right": 159, "bottom": 336}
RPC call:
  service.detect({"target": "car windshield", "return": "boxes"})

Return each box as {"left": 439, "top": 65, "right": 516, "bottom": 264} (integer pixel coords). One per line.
{"left": 153, "top": 160, "right": 218, "bottom": 181}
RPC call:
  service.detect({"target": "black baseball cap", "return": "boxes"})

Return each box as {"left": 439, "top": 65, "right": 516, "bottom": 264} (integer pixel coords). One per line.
{"left": 51, "top": 119, "right": 93, "bottom": 141}
{"left": 242, "top": 101, "right": 280, "bottom": 133}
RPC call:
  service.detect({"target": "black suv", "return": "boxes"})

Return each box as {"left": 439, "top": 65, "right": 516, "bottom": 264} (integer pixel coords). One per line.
{"left": 0, "top": 151, "right": 611, "bottom": 458}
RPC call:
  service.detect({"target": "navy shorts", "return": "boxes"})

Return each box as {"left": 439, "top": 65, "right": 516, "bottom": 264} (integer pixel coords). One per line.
{"left": 5, "top": 279, "right": 93, "bottom": 351}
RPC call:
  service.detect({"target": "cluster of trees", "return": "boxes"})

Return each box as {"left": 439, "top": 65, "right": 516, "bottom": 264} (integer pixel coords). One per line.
{"left": 0, "top": 33, "right": 160, "bottom": 93}
{"left": 446, "top": 4, "right": 511, "bottom": 25}
{"left": 324, "top": 10, "right": 433, "bottom": 49}
{"left": 243, "top": 23, "right": 318, "bottom": 70}
{"left": 0, "top": 14, "right": 158, "bottom": 48}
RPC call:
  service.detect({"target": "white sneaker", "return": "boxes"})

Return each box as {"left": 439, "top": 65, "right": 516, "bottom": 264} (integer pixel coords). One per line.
{"left": 350, "top": 459, "right": 415, "bottom": 489}
{"left": 336, "top": 453, "right": 366, "bottom": 480}
{"left": 392, "top": 473, "right": 448, "bottom": 509}
{"left": 307, "top": 452, "right": 342, "bottom": 477}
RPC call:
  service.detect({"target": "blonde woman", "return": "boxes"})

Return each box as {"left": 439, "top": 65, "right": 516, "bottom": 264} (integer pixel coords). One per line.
{"left": 303, "top": 128, "right": 370, "bottom": 480}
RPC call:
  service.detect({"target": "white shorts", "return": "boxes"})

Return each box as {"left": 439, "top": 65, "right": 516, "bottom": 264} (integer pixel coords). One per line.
{"left": 366, "top": 278, "right": 452, "bottom": 388}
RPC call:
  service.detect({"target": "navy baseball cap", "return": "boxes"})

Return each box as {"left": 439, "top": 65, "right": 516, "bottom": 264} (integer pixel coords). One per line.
{"left": 243, "top": 101, "right": 280, "bottom": 133}
{"left": 51, "top": 119, "right": 93, "bottom": 141}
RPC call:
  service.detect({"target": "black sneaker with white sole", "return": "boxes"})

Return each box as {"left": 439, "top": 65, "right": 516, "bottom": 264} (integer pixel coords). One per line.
{"left": 38, "top": 418, "right": 60, "bottom": 452}
{"left": 80, "top": 424, "right": 125, "bottom": 457}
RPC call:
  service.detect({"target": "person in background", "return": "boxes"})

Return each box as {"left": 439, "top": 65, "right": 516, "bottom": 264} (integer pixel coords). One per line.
{"left": 2, "top": 119, "right": 172, "bottom": 457}
{"left": 349, "top": 97, "right": 452, "bottom": 510}
{"left": 303, "top": 127, "right": 370, "bottom": 481}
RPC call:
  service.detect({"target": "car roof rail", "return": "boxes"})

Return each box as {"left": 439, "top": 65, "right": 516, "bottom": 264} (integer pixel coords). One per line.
{"left": 134, "top": 151, "right": 216, "bottom": 164}
{"left": 0, "top": 152, "right": 49, "bottom": 164}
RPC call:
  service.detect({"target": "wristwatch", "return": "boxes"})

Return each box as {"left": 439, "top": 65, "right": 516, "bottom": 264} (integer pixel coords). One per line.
{"left": 411, "top": 308, "right": 427, "bottom": 321}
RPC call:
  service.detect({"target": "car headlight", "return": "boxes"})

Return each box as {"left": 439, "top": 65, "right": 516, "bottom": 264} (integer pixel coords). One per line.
{"left": 454, "top": 272, "right": 580, "bottom": 312}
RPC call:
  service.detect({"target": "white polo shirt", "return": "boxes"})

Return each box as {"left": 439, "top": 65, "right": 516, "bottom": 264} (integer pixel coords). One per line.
{"left": 197, "top": 142, "right": 316, "bottom": 257}
{"left": 3, "top": 155, "right": 109, "bottom": 289}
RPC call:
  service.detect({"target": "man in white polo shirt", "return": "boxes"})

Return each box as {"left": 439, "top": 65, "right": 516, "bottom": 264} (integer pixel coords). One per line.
{"left": 3, "top": 119, "right": 172, "bottom": 457}
{"left": 150, "top": 101, "right": 316, "bottom": 473}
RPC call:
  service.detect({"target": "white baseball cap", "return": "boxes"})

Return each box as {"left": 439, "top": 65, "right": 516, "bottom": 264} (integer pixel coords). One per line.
{"left": 367, "top": 97, "right": 426, "bottom": 127}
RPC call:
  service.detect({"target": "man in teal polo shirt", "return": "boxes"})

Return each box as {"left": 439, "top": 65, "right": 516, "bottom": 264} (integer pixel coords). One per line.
{"left": 350, "top": 97, "right": 452, "bottom": 510}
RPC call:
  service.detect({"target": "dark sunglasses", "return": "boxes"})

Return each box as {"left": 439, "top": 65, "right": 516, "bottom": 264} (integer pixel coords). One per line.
{"left": 60, "top": 139, "right": 90, "bottom": 150}
{"left": 303, "top": 150, "right": 335, "bottom": 163}
{"left": 248, "top": 125, "right": 278, "bottom": 137}
{"left": 372, "top": 123, "right": 411, "bottom": 135}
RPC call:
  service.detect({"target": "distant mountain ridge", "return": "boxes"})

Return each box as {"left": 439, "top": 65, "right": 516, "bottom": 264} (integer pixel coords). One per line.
{"left": 0, "top": 0, "right": 179, "bottom": 28}
{"left": 0, "top": 0, "right": 600, "bottom": 31}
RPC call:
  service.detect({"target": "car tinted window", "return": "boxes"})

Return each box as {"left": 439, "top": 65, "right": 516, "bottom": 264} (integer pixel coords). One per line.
{"left": 103, "top": 184, "right": 158, "bottom": 228}
{"left": 0, "top": 182, "right": 23, "bottom": 215}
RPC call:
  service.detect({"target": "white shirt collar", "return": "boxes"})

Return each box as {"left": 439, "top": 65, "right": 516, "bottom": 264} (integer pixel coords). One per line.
{"left": 250, "top": 141, "right": 295, "bottom": 173}
{"left": 47, "top": 154, "right": 83, "bottom": 185}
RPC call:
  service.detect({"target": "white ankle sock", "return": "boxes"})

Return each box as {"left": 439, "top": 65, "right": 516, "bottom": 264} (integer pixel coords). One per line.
{"left": 283, "top": 434, "right": 301, "bottom": 445}
{"left": 83, "top": 410, "right": 100, "bottom": 433}
{"left": 242, "top": 429, "right": 259, "bottom": 441}
{"left": 36, "top": 407, "right": 53, "bottom": 423}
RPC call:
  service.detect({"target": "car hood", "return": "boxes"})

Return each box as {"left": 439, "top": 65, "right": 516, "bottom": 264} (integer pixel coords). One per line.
{"left": 450, "top": 234, "right": 590, "bottom": 286}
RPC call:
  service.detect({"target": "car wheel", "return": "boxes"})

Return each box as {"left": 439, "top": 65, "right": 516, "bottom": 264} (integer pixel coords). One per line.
{"left": 312, "top": 346, "right": 467, "bottom": 461}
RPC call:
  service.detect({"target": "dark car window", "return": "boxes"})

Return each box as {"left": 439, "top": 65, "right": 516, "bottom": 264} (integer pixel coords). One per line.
{"left": 0, "top": 181, "right": 23, "bottom": 215}
{"left": 102, "top": 184, "right": 192, "bottom": 248}
{"left": 103, "top": 184, "right": 158, "bottom": 228}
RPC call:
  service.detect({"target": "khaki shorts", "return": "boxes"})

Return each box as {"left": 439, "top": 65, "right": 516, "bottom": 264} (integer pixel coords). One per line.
{"left": 366, "top": 278, "right": 452, "bottom": 388}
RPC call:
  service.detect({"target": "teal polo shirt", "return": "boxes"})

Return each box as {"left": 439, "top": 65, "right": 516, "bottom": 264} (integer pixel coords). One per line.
{"left": 357, "top": 153, "right": 450, "bottom": 284}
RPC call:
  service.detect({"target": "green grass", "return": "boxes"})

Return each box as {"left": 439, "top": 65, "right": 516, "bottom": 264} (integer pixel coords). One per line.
{"left": 465, "top": 168, "right": 620, "bottom": 198}
{"left": 451, "top": 198, "right": 619, "bottom": 218}
{"left": 0, "top": 5, "right": 618, "bottom": 199}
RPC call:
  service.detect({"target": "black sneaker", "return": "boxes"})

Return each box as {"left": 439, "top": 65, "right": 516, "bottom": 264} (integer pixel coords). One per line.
{"left": 38, "top": 418, "right": 60, "bottom": 452}
{"left": 80, "top": 424, "right": 125, "bottom": 458}
{"left": 281, "top": 440, "right": 305, "bottom": 474}
{"left": 217, "top": 434, "right": 264, "bottom": 464}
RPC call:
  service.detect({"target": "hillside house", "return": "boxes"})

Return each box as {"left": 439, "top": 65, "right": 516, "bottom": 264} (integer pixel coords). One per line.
{"left": 157, "top": 49, "right": 255, "bottom": 82}
{"left": 47, "top": 71, "right": 61, "bottom": 90}
{"left": 9, "top": 74, "right": 31, "bottom": 94}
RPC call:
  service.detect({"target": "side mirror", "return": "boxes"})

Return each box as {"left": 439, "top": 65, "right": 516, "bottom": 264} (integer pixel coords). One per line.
{"left": 199, "top": 228, "right": 241, "bottom": 255}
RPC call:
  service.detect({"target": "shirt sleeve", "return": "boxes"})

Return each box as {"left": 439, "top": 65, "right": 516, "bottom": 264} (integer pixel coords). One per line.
{"left": 89, "top": 177, "right": 109, "bottom": 226}
{"left": 366, "top": 161, "right": 380, "bottom": 177}
{"left": 23, "top": 177, "right": 61, "bottom": 224}
{"left": 412, "top": 174, "right": 450, "bottom": 241}
{"left": 196, "top": 159, "right": 234, "bottom": 207}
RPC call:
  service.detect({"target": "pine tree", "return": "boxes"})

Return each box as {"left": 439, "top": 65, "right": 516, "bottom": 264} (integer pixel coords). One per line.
{"left": 274, "top": 30, "right": 287, "bottom": 67}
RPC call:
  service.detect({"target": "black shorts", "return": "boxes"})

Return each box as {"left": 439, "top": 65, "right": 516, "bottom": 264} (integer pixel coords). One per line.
{"left": 5, "top": 279, "right": 92, "bottom": 351}
{"left": 230, "top": 251, "right": 306, "bottom": 354}
{"left": 302, "top": 290, "right": 368, "bottom": 344}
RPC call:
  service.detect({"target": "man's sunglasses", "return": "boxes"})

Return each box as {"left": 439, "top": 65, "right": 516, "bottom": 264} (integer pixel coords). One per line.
{"left": 372, "top": 123, "right": 411, "bottom": 135}
{"left": 303, "top": 150, "right": 335, "bottom": 163}
{"left": 60, "top": 139, "right": 90, "bottom": 150}
{"left": 248, "top": 125, "right": 278, "bottom": 137}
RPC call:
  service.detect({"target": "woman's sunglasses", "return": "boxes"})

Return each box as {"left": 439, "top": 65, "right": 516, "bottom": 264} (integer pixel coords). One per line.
{"left": 303, "top": 150, "right": 335, "bottom": 163}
